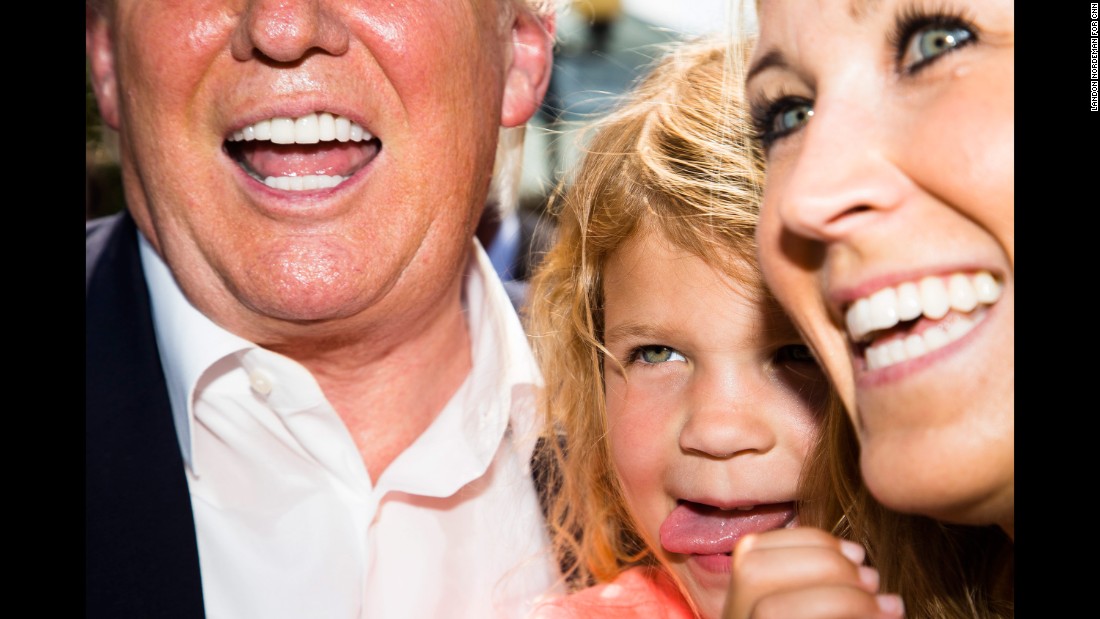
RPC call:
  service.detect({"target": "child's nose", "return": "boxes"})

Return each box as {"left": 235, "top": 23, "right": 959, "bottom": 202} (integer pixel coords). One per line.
{"left": 678, "top": 370, "right": 778, "bottom": 459}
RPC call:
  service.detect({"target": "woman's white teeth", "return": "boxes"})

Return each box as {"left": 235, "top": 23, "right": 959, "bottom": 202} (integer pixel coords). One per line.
{"left": 971, "top": 271, "right": 1001, "bottom": 304}
{"left": 895, "top": 282, "right": 922, "bottom": 321}
{"left": 863, "top": 312, "right": 980, "bottom": 370}
{"left": 846, "top": 271, "right": 1001, "bottom": 342}
{"left": 229, "top": 112, "right": 371, "bottom": 145}
{"left": 918, "top": 277, "right": 951, "bottom": 320}
{"left": 846, "top": 271, "right": 1003, "bottom": 371}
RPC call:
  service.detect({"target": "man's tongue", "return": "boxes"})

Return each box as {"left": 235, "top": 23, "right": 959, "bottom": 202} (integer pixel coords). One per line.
{"left": 659, "top": 501, "right": 794, "bottom": 555}
{"left": 238, "top": 142, "right": 376, "bottom": 178}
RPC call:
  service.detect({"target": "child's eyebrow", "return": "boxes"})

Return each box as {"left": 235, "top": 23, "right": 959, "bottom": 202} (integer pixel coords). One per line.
{"left": 603, "top": 321, "right": 667, "bottom": 346}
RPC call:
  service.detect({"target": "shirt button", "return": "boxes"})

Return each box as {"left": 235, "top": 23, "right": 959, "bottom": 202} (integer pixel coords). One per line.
{"left": 249, "top": 369, "right": 274, "bottom": 396}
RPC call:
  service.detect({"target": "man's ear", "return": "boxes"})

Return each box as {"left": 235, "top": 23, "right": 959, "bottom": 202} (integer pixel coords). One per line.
{"left": 86, "top": 5, "right": 121, "bottom": 130}
{"left": 500, "top": 9, "right": 555, "bottom": 128}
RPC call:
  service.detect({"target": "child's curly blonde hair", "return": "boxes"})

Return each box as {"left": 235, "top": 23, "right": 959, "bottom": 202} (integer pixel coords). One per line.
{"left": 524, "top": 34, "right": 768, "bottom": 589}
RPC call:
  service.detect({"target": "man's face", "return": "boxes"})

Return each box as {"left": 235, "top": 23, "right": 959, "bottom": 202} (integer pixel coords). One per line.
{"left": 87, "top": 1, "right": 552, "bottom": 339}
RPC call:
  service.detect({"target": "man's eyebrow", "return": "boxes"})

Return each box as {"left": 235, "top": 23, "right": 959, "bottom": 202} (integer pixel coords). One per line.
{"left": 746, "top": 48, "right": 786, "bottom": 84}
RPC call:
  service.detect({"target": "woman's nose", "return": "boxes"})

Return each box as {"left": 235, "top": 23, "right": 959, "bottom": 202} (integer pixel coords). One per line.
{"left": 771, "top": 94, "right": 912, "bottom": 243}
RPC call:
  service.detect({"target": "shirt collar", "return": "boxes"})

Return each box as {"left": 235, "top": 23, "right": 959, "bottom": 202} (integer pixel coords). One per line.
{"left": 377, "top": 237, "right": 543, "bottom": 496}
{"left": 139, "top": 232, "right": 254, "bottom": 472}
{"left": 140, "top": 232, "right": 543, "bottom": 488}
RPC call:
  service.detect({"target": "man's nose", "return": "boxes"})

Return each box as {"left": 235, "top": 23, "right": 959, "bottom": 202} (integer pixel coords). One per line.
{"left": 231, "top": 0, "right": 350, "bottom": 63}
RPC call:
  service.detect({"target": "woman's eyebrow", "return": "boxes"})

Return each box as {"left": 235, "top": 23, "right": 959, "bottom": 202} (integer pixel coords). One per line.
{"left": 746, "top": 48, "right": 787, "bottom": 84}
{"left": 848, "top": 0, "right": 882, "bottom": 20}
{"left": 749, "top": 0, "right": 884, "bottom": 84}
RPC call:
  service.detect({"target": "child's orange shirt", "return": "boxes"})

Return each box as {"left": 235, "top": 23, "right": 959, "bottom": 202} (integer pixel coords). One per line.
{"left": 530, "top": 566, "right": 696, "bottom": 618}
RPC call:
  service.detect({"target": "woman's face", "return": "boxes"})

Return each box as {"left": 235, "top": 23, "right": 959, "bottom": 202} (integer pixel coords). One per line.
{"left": 746, "top": 0, "right": 1013, "bottom": 533}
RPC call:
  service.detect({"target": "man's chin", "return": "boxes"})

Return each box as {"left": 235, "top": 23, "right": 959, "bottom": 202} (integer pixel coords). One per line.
{"left": 240, "top": 285, "right": 377, "bottom": 326}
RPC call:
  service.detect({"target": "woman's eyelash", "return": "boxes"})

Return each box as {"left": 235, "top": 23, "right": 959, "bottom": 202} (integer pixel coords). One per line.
{"left": 889, "top": 5, "right": 978, "bottom": 74}
{"left": 749, "top": 93, "right": 814, "bottom": 151}
{"left": 748, "top": 98, "right": 778, "bottom": 145}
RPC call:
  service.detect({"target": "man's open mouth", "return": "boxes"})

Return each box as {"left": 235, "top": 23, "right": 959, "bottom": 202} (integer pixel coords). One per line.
{"left": 224, "top": 112, "right": 380, "bottom": 191}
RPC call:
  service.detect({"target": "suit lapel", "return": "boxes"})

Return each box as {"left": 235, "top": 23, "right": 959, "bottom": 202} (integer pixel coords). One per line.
{"left": 86, "top": 212, "right": 206, "bottom": 618}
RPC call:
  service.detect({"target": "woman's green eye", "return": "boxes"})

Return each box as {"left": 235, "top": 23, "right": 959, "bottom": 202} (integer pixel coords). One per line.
{"left": 751, "top": 96, "right": 815, "bottom": 149}
{"left": 902, "top": 23, "right": 973, "bottom": 71}
{"left": 774, "top": 102, "right": 813, "bottom": 135}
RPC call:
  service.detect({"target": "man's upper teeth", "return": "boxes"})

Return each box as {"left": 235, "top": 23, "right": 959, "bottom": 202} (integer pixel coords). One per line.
{"left": 228, "top": 113, "right": 372, "bottom": 145}
{"left": 845, "top": 271, "right": 1002, "bottom": 342}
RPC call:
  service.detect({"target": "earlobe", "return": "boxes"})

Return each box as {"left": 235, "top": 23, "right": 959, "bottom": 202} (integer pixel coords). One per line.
{"left": 500, "top": 10, "right": 555, "bottom": 128}
{"left": 86, "top": 6, "right": 121, "bottom": 130}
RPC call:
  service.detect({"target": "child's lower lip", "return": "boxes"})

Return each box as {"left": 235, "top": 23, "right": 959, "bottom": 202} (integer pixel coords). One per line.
{"left": 689, "top": 552, "right": 732, "bottom": 574}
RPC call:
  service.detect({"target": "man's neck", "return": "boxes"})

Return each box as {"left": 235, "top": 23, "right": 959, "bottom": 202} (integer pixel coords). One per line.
{"left": 274, "top": 287, "right": 473, "bottom": 484}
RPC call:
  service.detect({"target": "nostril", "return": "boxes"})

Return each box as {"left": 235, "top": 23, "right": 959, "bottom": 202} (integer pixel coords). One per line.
{"left": 230, "top": 23, "right": 261, "bottom": 61}
{"left": 231, "top": 6, "right": 349, "bottom": 63}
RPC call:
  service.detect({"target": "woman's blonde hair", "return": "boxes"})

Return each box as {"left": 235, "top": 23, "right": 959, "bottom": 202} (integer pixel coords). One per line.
{"left": 525, "top": 34, "right": 772, "bottom": 588}
{"left": 800, "top": 384, "right": 1015, "bottom": 618}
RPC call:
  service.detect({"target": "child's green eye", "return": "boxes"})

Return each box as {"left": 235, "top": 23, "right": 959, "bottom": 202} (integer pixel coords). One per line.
{"left": 635, "top": 345, "right": 686, "bottom": 365}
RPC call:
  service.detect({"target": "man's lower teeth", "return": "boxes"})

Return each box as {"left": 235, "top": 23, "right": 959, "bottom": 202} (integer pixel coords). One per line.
{"left": 264, "top": 174, "right": 347, "bottom": 190}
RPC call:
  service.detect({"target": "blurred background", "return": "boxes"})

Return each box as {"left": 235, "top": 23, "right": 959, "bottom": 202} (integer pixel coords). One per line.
{"left": 86, "top": 1, "right": 751, "bottom": 221}
{"left": 521, "top": 0, "right": 747, "bottom": 200}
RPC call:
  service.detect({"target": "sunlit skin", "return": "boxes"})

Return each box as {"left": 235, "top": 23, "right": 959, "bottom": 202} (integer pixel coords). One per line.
{"left": 602, "top": 229, "right": 826, "bottom": 619}
{"left": 746, "top": 0, "right": 1013, "bottom": 535}
{"left": 85, "top": 0, "right": 554, "bottom": 479}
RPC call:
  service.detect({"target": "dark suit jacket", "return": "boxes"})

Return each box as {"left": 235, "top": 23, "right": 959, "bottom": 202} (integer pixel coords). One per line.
{"left": 86, "top": 212, "right": 206, "bottom": 618}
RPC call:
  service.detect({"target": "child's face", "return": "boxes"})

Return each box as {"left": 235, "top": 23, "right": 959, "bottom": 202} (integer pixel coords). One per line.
{"left": 602, "top": 229, "right": 828, "bottom": 619}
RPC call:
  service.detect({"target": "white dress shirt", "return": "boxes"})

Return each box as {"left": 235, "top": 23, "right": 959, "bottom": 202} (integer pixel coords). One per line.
{"left": 140, "top": 233, "right": 562, "bottom": 619}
